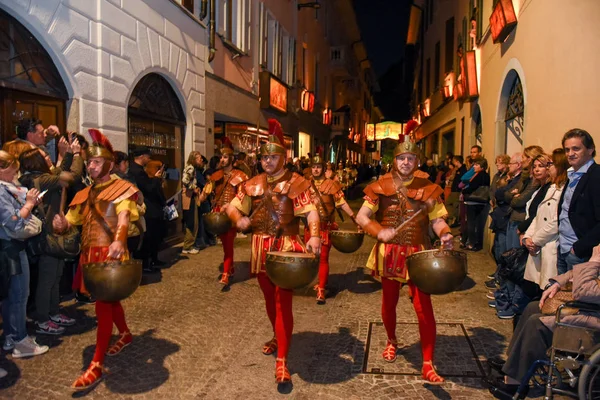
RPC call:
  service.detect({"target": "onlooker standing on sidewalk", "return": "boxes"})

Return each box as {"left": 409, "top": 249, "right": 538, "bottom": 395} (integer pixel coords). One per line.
{"left": 195, "top": 155, "right": 210, "bottom": 250}
{"left": 489, "top": 154, "right": 511, "bottom": 264}
{"left": 504, "top": 145, "right": 544, "bottom": 251}
{"left": 19, "top": 148, "right": 80, "bottom": 336}
{"left": 462, "top": 157, "right": 491, "bottom": 251}
{"left": 0, "top": 151, "right": 49, "bottom": 358}
{"left": 127, "top": 146, "right": 166, "bottom": 272}
{"left": 447, "top": 155, "right": 466, "bottom": 227}
{"left": 557, "top": 128, "right": 600, "bottom": 273}
{"left": 181, "top": 151, "right": 203, "bottom": 254}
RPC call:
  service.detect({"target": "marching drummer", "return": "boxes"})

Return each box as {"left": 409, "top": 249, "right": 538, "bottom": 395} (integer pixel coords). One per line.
{"left": 199, "top": 138, "right": 248, "bottom": 286}
{"left": 354, "top": 134, "right": 453, "bottom": 384}
{"left": 225, "top": 119, "right": 321, "bottom": 385}
{"left": 53, "top": 129, "right": 140, "bottom": 390}
{"left": 305, "top": 150, "right": 356, "bottom": 304}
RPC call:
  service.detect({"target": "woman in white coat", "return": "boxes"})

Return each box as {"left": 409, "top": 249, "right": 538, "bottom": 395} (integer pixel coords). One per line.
{"left": 522, "top": 149, "right": 569, "bottom": 290}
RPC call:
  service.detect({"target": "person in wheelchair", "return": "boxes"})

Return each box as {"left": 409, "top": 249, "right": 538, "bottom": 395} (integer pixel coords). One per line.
{"left": 486, "top": 243, "right": 600, "bottom": 398}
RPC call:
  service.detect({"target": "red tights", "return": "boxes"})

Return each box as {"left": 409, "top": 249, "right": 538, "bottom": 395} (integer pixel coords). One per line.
{"left": 317, "top": 244, "right": 331, "bottom": 289}
{"left": 257, "top": 274, "right": 293, "bottom": 359}
{"left": 381, "top": 278, "right": 436, "bottom": 362}
{"left": 220, "top": 227, "right": 236, "bottom": 275}
{"left": 92, "top": 300, "right": 129, "bottom": 365}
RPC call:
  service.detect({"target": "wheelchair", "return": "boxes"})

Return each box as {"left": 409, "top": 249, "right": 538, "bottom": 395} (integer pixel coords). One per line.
{"left": 512, "top": 301, "right": 600, "bottom": 399}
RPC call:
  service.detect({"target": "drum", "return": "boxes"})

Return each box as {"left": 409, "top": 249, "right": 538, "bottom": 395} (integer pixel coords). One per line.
{"left": 83, "top": 259, "right": 143, "bottom": 302}
{"left": 330, "top": 230, "right": 365, "bottom": 253}
{"left": 204, "top": 212, "right": 232, "bottom": 236}
{"left": 265, "top": 251, "right": 319, "bottom": 290}
{"left": 406, "top": 248, "right": 467, "bottom": 295}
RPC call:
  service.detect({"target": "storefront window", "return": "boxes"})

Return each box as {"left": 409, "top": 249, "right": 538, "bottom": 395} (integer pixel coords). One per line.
{"left": 128, "top": 73, "right": 186, "bottom": 241}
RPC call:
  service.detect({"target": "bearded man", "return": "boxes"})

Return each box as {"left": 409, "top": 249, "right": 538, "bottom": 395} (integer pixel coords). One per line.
{"left": 225, "top": 119, "right": 321, "bottom": 384}
{"left": 53, "top": 129, "right": 140, "bottom": 390}
{"left": 305, "top": 152, "right": 356, "bottom": 304}
{"left": 354, "top": 135, "right": 453, "bottom": 384}
{"left": 200, "top": 138, "right": 248, "bottom": 286}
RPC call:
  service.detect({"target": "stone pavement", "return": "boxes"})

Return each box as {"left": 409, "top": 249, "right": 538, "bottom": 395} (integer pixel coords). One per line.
{"left": 0, "top": 199, "right": 512, "bottom": 399}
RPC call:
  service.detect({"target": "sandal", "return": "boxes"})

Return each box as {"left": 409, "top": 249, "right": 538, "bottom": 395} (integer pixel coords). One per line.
{"left": 275, "top": 357, "right": 291, "bottom": 383}
{"left": 382, "top": 340, "right": 398, "bottom": 363}
{"left": 219, "top": 272, "right": 231, "bottom": 286}
{"left": 106, "top": 331, "right": 132, "bottom": 356}
{"left": 262, "top": 337, "right": 277, "bottom": 355}
{"left": 422, "top": 361, "right": 445, "bottom": 384}
{"left": 314, "top": 285, "right": 326, "bottom": 305}
{"left": 72, "top": 361, "right": 104, "bottom": 391}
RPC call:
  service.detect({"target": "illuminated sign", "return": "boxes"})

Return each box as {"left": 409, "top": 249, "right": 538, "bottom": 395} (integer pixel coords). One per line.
{"left": 366, "top": 123, "right": 375, "bottom": 141}
{"left": 366, "top": 122, "right": 404, "bottom": 141}
{"left": 464, "top": 50, "right": 479, "bottom": 99}
{"left": 490, "top": 0, "right": 517, "bottom": 44}
{"left": 260, "top": 71, "right": 288, "bottom": 114}
{"left": 301, "top": 90, "right": 315, "bottom": 112}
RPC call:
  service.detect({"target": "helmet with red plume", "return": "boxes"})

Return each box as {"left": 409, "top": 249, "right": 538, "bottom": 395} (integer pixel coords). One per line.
{"left": 260, "top": 119, "right": 286, "bottom": 156}
{"left": 87, "top": 129, "right": 114, "bottom": 161}
{"left": 221, "top": 137, "right": 234, "bottom": 155}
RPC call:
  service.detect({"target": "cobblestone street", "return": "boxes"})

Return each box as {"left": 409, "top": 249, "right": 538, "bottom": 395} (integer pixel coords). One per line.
{"left": 0, "top": 200, "right": 510, "bottom": 399}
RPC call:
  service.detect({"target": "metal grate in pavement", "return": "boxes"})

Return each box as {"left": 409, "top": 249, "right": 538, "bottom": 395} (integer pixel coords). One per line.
{"left": 362, "top": 322, "right": 486, "bottom": 377}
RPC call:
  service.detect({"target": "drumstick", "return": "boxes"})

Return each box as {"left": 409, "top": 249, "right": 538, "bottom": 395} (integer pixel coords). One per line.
{"left": 393, "top": 209, "right": 423, "bottom": 234}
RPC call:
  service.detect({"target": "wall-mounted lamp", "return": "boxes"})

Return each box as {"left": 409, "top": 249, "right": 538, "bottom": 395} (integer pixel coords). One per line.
{"left": 298, "top": 2, "right": 320, "bottom": 10}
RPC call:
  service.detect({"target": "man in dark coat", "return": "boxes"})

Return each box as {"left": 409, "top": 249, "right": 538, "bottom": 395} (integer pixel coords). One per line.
{"left": 127, "top": 146, "right": 166, "bottom": 272}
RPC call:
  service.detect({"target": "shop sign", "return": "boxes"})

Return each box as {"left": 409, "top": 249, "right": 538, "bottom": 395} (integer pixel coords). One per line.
{"left": 260, "top": 71, "right": 288, "bottom": 113}
{"left": 226, "top": 123, "right": 249, "bottom": 133}
{"left": 301, "top": 90, "right": 315, "bottom": 112}
{"left": 149, "top": 147, "right": 168, "bottom": 156}
{"left": 366, "top": 123, "right": 375, "bottom": 141}
{"left": 375, "top": 121, "right": 403, "bottom": 140}
{"left": 490, "top": 0, "right": 517, "bottom": 44}
{"left": 464, "top": 50, "right": 479, "bottom": 99}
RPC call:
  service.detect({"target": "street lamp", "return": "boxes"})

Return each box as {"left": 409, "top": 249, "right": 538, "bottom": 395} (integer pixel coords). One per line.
{"left": 298, "top": 2, "right": 320, "bottom": 10}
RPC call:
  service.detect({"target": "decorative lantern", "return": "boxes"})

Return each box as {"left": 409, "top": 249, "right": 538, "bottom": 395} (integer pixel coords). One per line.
{"left": 322, "top": 108, "right": 332, "bottom": 125}
{"left": 489, "top": 0, "right": 517, "bottom": 44}
{"left": 422, "top": 98, "right": 431, "bottom": 117}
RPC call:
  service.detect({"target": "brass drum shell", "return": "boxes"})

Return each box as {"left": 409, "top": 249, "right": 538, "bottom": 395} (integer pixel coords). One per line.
{"left": 265, "top": 252, "right": 319, "bottom": 290}
{"left": 204, "top": 212, "right": 232, "bottom": 236}
{"left": 406, "top": 249, "right": 467, "bottom": 295}
{"left": 330, "top": 230, "right": 365, "bottom": 253}
{"left": 83, "top": 260, "right": 143, "bottom": 302}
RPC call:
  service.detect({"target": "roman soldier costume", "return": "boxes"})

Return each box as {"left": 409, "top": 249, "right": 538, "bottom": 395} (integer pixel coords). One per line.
{"left": 65, "top": 129, "right": 140, "bottom": 390}
{"left": 305, "top": 152, "right": 355, "bottom": 304}
{"left": 226, "top": 119, "right": 319, "bottom": 384}
{"left": 359, "top": 135, "right": 451, "bottom": 384}
{"left": 205, "top": 138, "right": 248, "bottom": 285}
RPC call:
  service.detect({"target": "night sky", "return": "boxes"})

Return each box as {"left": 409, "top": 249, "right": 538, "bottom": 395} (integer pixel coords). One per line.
{"left": 353, "top": 0, "right": 412, "bottom": 78}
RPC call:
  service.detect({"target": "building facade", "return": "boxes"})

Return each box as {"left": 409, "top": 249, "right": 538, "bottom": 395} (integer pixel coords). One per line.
{"left": 407, "top": 0, "right": 600, "bottom": 164}
{"left": 202, "top": 0, "right": 379, "bottom": 163}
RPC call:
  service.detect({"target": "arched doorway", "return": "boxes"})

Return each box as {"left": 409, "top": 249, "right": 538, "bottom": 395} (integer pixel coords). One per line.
{"left": 0, "top": 8, "right": 68, "bottom": 147}
{"left": 128, "top": 73, "right": 186, "bottom": 240}
{"left": 504, "top": 75, "right": 524, "bottom": 155}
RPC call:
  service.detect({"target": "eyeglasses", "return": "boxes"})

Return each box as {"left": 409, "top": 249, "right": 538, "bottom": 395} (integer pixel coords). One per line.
{"left": 508, "top": 162, "right": 520, "bottom": 165}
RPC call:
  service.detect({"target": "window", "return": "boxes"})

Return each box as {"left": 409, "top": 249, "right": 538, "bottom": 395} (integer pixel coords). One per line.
{"left": 425, "top": 58, "right": 431, "bottom": 96}
{"left": 315, "top": 61, "right": 320, "bottom": 99}
{"left": 445, "top": 18, "right": 454, "bottom": 73}
{"left": 259, "top": 3, "right": 268, "bottom": 66}
{"left": 429, "top": 0, "right": 434, "bottom": 24}
{"left": 281, "top": 35, "right": 296, "bottom": 86}
{"left": 434, "top": 42, "right": 440, "bottom": 90}
{"left": 468, "top": 0, "right": 483, "bottom": 48}
{"left": 217, "top": 0, "right": 252, "bottom": 52}
{"left": 174, "top": 0, "right": 194, "bottom": 13}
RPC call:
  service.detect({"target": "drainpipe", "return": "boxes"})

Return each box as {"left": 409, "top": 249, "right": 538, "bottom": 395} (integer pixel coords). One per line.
{"left": 208, "top": 0, "right": 216, "bottom": 62}
{"left": 199, "top": 0, "right": 208, "bottom": 20}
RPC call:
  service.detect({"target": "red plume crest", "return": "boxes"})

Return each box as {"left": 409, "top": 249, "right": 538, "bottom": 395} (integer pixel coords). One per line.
{"left": 404, "top": 120, "right": 419, "bottom": 136}
{"left": 268, "top": 118, "right": 284, "bottom": 145}
{"left": 222, "top": 136, "right": 233, "bottom": 149}
{"left": 88, "top": 128, "right": 114, "bottom": 154}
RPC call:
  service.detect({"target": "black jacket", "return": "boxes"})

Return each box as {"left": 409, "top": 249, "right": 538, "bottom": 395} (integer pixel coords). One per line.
{"left": 462, "top": 170, "right": 491, "bottom": 198}
{"left": 127, "top": 162, "right": 166, "bottom": 219}
{"left": 558, "top": 162, "right": 600, "bottom": 259}
{"left": 451, "top": 164, "right": 467, "bottom": 192}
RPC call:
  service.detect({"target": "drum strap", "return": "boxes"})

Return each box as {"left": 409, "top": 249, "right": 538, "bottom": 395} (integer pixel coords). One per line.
{"left": 88, "top": 189, "right": 115, "bottom": 241}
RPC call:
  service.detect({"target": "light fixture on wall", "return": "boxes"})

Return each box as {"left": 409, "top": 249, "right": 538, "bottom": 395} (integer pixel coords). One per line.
{"left": 298, "top": 2, "right": 320, "bottom": 10}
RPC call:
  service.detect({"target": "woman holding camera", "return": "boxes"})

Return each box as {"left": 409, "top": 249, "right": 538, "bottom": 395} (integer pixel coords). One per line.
{"left": 0, "top": 150, "right": 49, "bottom": 358}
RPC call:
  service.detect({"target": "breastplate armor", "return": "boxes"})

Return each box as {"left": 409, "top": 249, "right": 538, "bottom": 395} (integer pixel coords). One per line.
{"left": 215, "top": 178, "right": 237, "bottom": 208}
{"left": 81, "top": 198, "right": 118, "bottom": 250}
{"left": 250, "top": 192, "right": 298, "bottom": 236}
{"left": 376, "top": 192, "right": 430, "bottom": 247}
{"left": 313, "top": 187, "right": 335, "bottom": 223}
